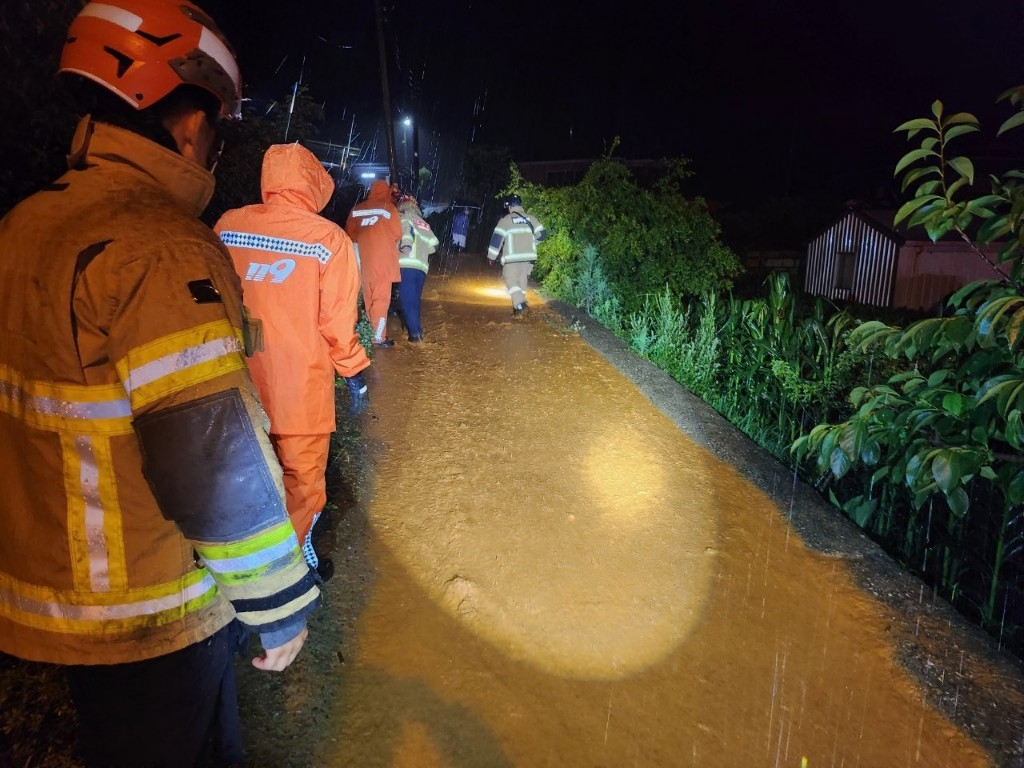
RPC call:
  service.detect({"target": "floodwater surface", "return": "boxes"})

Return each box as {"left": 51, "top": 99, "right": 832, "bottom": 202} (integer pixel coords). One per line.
{"left": 241, "top": 253, "right": 996, "bottom": 768}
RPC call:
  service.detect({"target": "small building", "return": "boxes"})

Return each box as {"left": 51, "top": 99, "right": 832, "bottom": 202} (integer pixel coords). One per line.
{"left": 804, "top": 207, "right": 1008, "bottom": 311}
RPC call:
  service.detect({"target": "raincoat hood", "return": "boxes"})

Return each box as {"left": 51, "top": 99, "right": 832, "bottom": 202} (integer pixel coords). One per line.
{"left": 366, "top": 179, "right": 394, "bottom": 204}
{"left": 261, "top": 143, "right": 334, "bottom": 213}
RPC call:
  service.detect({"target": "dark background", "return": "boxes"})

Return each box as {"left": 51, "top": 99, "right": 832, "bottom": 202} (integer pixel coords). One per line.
{"left": 199, "top": 0, "right": 1024, "bottom": 207}
{"left": 2, "top": 0, "right": 1022, "bottom": 246}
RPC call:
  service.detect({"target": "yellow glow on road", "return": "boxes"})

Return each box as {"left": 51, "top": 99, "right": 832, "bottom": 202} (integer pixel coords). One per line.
{"left": 365, "top": 285, "right": 717, "bottom": 680}
{"left": 584, "top": 424, "right": 669, "bottom": 531}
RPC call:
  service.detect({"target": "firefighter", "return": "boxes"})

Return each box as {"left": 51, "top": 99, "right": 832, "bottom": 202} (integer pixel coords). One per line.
{"left": 215, "top": 143, "right": 371, "bottom": 582}
{"left": 487, "top": 193, "right": 547, "bottom": 315}
{"left": 0, "top": 2, "right": 320, "bottom": 765}
{"left": 345, "top": 179, "right": 402, "bottom": 346}
{"left": 396, "top": 196, "right": 440, "bottom": 342}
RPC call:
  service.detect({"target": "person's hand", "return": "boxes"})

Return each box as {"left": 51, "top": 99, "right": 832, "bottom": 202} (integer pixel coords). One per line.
{"left": 252, "top": 627, "right": 308, "bottom": 672}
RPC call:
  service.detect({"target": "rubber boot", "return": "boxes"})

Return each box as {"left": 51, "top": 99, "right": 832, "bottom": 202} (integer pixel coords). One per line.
{"left": 345, "top": 373, "right": 369, "bottom": 416}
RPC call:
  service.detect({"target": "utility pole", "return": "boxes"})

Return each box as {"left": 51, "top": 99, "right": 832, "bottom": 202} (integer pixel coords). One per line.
{"left": 374, "top": 0, "right": 398, "bottom": 185}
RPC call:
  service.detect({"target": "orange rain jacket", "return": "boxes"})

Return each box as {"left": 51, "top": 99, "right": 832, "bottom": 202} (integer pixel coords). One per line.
{"left": 215, "top": 144, "right": 370, "bottom": 435}
{"left": 345, "top": 179, "right": 402, "bottom": 283}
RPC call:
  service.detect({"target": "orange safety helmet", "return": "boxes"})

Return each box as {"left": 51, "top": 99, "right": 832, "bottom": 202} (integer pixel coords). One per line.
{"left": 59, "top": 0, "right": 242, "bottom": 119}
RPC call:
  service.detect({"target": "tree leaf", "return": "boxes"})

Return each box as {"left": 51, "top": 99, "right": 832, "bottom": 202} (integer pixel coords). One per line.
{"left": 942, "top": 392, "right": 966, "bottom": 416}
{"left": 945, "top": 124, "right": 981, "bottom": 141}
{"left": 894, "top": 117, "right": 936, "bottom": 135}
{"left": 946, "top": 486, "right": 970, "bottom": 516}
{"left": 998, "top": 110, "right": 1024, "bottom": 137}
{"left": 895, "top": 195, "right": 942, "bottom": 226}
{"left": 1008, "top": 469, "right": 1024, "bottom": 505}
{"left": 943, "top": 111, "right": 978, "bottom": 127}
{"left": 948, "top": 156, "right": 975, "bottom": 185}
{"left": 932, "top": 451, "right": 958, "bottom": 492}
{"left": 894, "top": 148, "right": 940, "bottom": 176}
{"left": 830, "top": 446, "right": 851, "bottom": 479}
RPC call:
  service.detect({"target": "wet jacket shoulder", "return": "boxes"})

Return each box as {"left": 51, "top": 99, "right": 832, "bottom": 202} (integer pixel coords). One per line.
{"left": 215, "top": 143, "right": 369, "bottom": 434}
{"left": 398, "top": 202, "right": 440, "bottom": 273}
{"left": 0, "top": 120, "right": 319, "bottom": 665}
{"left": 488, "top": 205, "right": 546, "bottom": 265}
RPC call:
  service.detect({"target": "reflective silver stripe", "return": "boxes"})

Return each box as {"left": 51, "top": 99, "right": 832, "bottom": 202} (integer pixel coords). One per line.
{"left": 0, "top": 572, "right": 217, "bottom": 622}
{"left": 219, "top": 230, "right": 332, "bottom": 264}
{"left": 197, "top": 27, "right": 241, "bottom": 101}
{"left": 79, "top": 3, "right": 143, "bottom": 31}
{"left": 75, "top": 435, "right": 111, "bottom": 592}
{"left": 125, "top": 336, "right": 242, "bottom": 395}
{"left": 352, "top": 208, "right": 393, "bottom": 219}
{"left": 0, "top": 377, "right": 131, "bottom": 420}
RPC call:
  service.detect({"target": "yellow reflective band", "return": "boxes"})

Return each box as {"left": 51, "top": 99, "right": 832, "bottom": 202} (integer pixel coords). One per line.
{"left": 62, "top": 431, "right": 90, "bottom": 592}
{"left": 197, "top": 521, "right": 297, "bottom": 562}
{"left": 235, "top": 589, "right": 319, "bottom": 628}
{"left": 62, "top": 433, "right": 129, "bottom": 594}
{"left": 116, "top": 320, "right": 247, "bottom": 408}
{"left": 0, "top": 569, "right": 220, "bottom": 634}
{"left": 0, "top": 363, "right": 132, "bottom": 436}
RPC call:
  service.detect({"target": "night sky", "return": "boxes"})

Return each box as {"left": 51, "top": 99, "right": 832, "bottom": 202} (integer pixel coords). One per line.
{"left": 199, "top": 0, "right": 1024, "bottom": 204}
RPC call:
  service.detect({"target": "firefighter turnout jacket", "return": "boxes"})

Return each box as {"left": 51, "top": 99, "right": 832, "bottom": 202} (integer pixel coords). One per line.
{"left": 215, "top": 143, "right": 370, "bottom": 435}
{"left": 0, "top": 119, "right": 320, "bottom": 666}
{"left": 487, "top": 205, "right": 546, "bottom": 265}
{"left": 398, "top": 201, "right": 440, "bottom": 273}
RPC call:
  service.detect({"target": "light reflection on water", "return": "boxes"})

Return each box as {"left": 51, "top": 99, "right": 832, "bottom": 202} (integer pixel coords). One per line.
{"left": 323, "top": 258, "right": 994, "bottom": 767}
{"left": 364, "top": 268, "right": 719, "bottom": 680}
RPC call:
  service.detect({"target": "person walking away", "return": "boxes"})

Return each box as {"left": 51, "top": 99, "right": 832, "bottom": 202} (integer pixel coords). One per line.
{"left": 451, "top": 206, "right": 470, "bottom": 252}
{"left": 215, "top": 143, "right": 371, "bottom": 582}
{"left": 396, "top": 195, "right": 440, "bottom": 342}
{"left": 0, "top": 2, "right": 321, "bottom": 766}
{"left": 346, "top": 179, "right": 402, "bottom": 347}
{"left": 487, "top": 194, "right": 547, "bottom": 316}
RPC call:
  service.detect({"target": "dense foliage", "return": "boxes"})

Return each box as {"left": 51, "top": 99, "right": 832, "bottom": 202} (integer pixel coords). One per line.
{"left": 792, "top": 94, "right": 1024, "bottom": 644}
{"left": 510, "top": 144, "right": 742, "bottom": 318}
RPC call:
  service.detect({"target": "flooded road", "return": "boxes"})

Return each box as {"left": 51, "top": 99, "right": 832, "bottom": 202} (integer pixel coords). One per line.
{"left": 237, "top": 253, "right": 1024, "bottom": 767}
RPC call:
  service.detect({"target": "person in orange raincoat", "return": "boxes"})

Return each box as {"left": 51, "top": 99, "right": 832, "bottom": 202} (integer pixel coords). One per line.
{"left": 215, "top": 143, "right": 371, "bottom": 581}
{"left": 346, "top": 179, "right": 402, "bottom": 347}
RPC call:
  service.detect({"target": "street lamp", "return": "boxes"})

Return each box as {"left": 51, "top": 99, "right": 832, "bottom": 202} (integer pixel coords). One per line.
{"left": 401, "top": 116, "right": 419, "bottom": 195}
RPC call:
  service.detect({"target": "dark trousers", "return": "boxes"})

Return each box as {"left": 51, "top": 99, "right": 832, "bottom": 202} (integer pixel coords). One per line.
{"left": 398, "top": 268, "right": 427, "bottom": 338}
{"left": 66, "top": 620, "right": 246, "bottom": 768}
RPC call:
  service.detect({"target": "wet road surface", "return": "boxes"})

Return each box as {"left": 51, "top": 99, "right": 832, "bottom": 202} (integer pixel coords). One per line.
{"left": 236, "top": 253, "right": 1024, "bottom": 768}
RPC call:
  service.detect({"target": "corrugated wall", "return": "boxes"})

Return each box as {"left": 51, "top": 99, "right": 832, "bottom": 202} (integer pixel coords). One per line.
{"left": 805, "top": 213, "right": 898, "bottom": 307}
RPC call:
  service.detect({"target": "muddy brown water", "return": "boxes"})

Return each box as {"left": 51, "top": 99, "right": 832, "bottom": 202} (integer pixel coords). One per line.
{"left": 234, "top": 253, "right": 1023, "bottom": 768}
